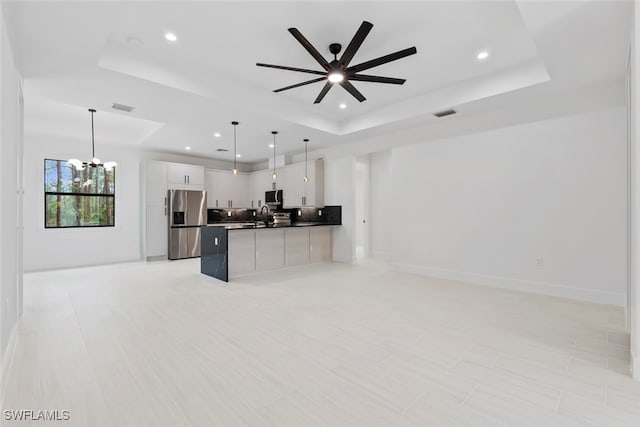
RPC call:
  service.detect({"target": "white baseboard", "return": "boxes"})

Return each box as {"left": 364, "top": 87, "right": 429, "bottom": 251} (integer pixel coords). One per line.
{"left": 392, "top": 263, "right": 626, "bottom": 306}
{"left": 24, "top": 257, "right": 142, "bottom": 273}
{"left": 0, "top": 323, "right": 18, "bottom": 407}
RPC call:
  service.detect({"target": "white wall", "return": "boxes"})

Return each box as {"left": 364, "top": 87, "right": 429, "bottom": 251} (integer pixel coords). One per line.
{"left": 630, "top": 0, "right": 640, "bottom": 380}
{"left": 389, "top": 108, "right": 627, "bottom": 306}
{"left": 324, "top": 155, "right": 356, "bottom": 263}
{"left": 22, "top": 134, "right": 241, "bottom": 272}
{"left": 0, "top": 6, "right": 22, "bottom": 390}
{"left": 355, "top": 155, "right": 370, "bottom": 259}
{"left": 23, "top": 136, "right": 142, "bottom": 271}
{"left": 369, "top": 150, "right": 392, "bottom": 261}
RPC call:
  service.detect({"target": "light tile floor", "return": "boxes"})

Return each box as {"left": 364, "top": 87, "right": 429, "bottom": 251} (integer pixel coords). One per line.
{"left": 2, "top": 259, "right": 638, "bottom": 426}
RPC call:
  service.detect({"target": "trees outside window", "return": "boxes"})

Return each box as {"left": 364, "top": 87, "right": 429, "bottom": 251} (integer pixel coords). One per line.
{"left": 44, "top": 159, "right": 115, "bottom": 228}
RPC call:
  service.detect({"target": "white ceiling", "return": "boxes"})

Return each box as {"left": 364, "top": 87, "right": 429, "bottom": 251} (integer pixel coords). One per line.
{"left": 4, "top": 0, "right": 632, "bottom": 164}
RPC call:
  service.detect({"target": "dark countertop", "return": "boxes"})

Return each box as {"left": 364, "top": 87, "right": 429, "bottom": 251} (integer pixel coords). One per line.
{"left": 206, "top": 222, "right": 338, "bottom": 230}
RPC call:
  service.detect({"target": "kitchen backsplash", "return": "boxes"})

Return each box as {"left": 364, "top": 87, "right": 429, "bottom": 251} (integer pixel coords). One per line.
{"left": 289, "top": 206, "right": 341, "bottom": 224}
{"left": 207, "top": 205, "right": 342, "bottom": 225}
{"left": 207, "top": 208, "right": 257, "bottom": 223}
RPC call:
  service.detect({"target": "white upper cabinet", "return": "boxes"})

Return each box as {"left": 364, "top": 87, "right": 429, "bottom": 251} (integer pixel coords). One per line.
{"left": 206, "top": 169, "right": 251, "bottom": 208}
{"left": 145, "top": 161, "right": 168, "bottom": 206}
{"left": 250, "top": 170, "right": 273, "bottom": 209}
{"left": 278, "top": 159, "right": 324, "bottom": 208}
{"left": 167, "top": 163, "right": 204, "bottom": 190}
{"left": 306, "top": 159, "right": 324, "bottom": 207}
{"left": 281, "top": 163, "right": 303, "bottom": 208}
{"left": 205, "top": 170, "right": 220, "bottom": 208}
{"left": 225, "top": 173, "right": 250, "bottom": 208}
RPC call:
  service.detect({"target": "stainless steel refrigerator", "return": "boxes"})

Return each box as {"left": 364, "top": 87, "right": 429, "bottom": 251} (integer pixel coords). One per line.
{"left": 168, "top": 190, "right": 207, "bottom": 260}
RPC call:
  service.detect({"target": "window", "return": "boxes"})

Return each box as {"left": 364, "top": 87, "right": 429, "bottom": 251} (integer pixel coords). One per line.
{"left": 44, "top": 159, "right": 115, "bottom": 228}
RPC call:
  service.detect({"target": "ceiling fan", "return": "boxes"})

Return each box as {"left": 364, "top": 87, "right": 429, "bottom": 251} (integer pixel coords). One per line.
{"left": 257, "top": 21, "right": 417, "bottom": 104}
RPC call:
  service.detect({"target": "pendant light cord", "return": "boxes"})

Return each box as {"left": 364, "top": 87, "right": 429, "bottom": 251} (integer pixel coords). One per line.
{"left": 272, "top": 131, "right": 278, "bottom": 178}
{"left": 90, "top": 108, "right": 96, "bottom": 159}
{"left": 304, "top": 139, "right": 309, "bottom": 179}
{"left": 232, "top": 121, "right": 239, "bottom": 172}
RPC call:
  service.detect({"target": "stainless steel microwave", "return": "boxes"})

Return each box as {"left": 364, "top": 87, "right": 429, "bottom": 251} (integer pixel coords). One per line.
{"left": 265, "top": 190, "right": 283, "bottom": 205}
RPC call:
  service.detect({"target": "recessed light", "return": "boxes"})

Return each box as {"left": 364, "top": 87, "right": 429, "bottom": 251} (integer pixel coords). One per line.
{"left": 268, "top": 144, "right": 274, "bottom": 148}
{"left": 476, "top": 51, "right": 489, "bottom": 60}
{"left": 185, "top": 146, "right": 191, "bottom": 150}
{"left": 236, "top": 154, "right": 241, "bottom": 158}
{"left": 165, "top": 33, "right": 177, "bottom": 42}
{"left": 339, "top": 103, "right": 347, "bottom": 109}
{"left": 213, "top": 132, "right": 221, "bottom": 137}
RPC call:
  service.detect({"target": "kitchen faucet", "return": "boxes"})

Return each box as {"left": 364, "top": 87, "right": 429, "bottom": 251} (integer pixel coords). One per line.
{"left": 259, "top": 205, "right": 270, "bottom": 226}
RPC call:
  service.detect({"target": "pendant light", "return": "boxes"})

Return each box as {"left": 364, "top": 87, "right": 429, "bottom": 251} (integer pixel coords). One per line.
{"left": 303, "top": 138, "right": 309, "bottom": 182}
{"left": 68, "top": 109, "right": 117, "bottom": 171}
{"left": 271, "top": 131, "right": 278, "bottom": 180}
{"left": 231, "top": 121, "right": 239, "bottom": 175}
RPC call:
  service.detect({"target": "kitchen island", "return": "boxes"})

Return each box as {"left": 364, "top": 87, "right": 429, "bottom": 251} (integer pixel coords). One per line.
{"left": 201, "top": 222, "right": 338, "bottom": 282}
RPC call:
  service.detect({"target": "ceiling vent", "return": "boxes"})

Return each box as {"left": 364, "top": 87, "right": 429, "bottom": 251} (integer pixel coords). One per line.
{"left": 112, "top": 103, "right": 135, "bottom": 112}
{"left": 216, "top": 148, "right": 229, "bottom": 152}
{"left": 433, "top": 109, "right": 456, "bottom": 118}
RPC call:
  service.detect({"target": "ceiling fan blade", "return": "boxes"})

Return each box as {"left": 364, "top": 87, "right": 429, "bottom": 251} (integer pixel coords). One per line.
{"left": 313, "top": 82, "right": 333, "bottom": 104}
{"left": 274, "top": 77, "right": 326, "bottom": 93}
{"left": 288, "top": 28, "right": 331, "bottom": 71}
{"left": 339, "top": 21, "right": 373, "bottom": 67}
{"left": 347, "top": 47, "right": 417, "bottom": 74}
{"left": 340, "top": 80, "right": 366, "bottom": 102}
{"left": 256, "top": 63, "right": 326, "bottom": 76}
{"left": 349, "top": 74, "right": 406, "bottom": 85}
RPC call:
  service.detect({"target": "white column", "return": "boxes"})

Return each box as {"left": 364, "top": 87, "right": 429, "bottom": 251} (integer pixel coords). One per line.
{"left": 630, "top": 0, "right": 640, "bottom": 380}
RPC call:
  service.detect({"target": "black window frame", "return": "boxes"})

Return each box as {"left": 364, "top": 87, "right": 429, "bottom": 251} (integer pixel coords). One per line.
{"left": 44, "top": 158, "right": 116, "bottom": 229}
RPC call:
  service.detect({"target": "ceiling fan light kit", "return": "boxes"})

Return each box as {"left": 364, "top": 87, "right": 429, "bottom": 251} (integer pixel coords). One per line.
{"left": 257, "top": 21, "right": 417, "bottom": 104}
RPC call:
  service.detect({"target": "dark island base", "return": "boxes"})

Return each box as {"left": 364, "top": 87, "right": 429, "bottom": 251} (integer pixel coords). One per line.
{"left": 200, "top": 226, "right": 228, "bottom": 282}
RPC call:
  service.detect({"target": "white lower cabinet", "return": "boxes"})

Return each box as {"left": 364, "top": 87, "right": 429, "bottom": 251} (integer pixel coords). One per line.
{"left": 228, "top": 230, "right": 256, "bottom": 277}
{"left": 285, "top": 228, "right": 310, "bottom": 266}
{"left": 310, "top": 227, "right": 332, "bottom": 263}
{"left": 227, "top": 227, "right": 333, "bottom": 277}
{"left": 256, "top": 229, "right": 285, "bottom": 271}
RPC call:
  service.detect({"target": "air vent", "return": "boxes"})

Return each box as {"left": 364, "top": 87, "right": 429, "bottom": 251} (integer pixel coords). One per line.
{"left": 433, "top": 109, "right": 456, "bottom": 118}
{"left": 216, "top": 148, "right": 228, "bottom": 152}
{"left": 112, "top": 103, "right": 135, "bottom": 112}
